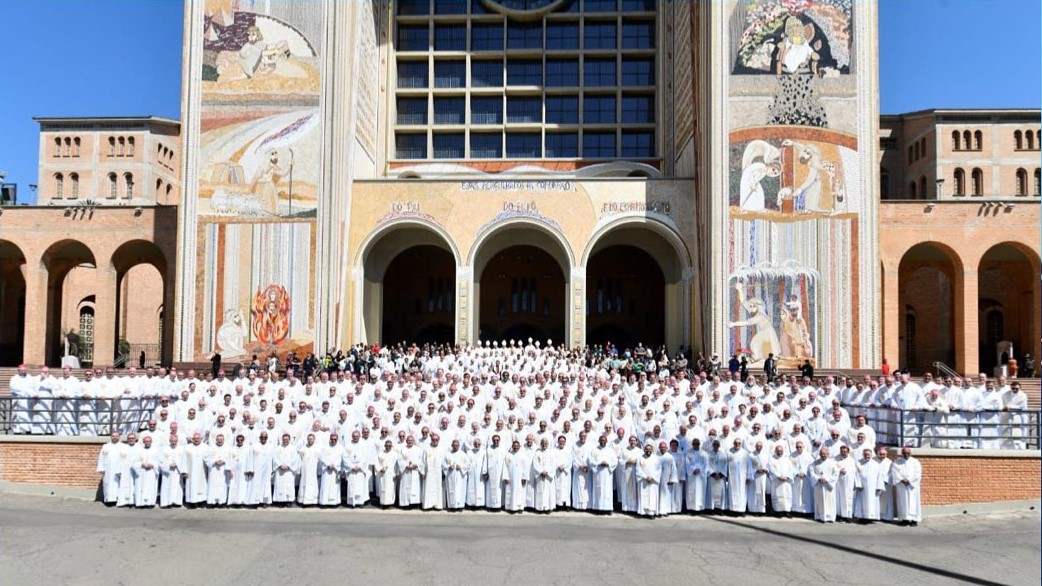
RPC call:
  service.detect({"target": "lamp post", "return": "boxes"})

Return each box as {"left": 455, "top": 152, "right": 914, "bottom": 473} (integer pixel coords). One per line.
{"left": 935, "top": 177, "right": 944, "bottom": 200}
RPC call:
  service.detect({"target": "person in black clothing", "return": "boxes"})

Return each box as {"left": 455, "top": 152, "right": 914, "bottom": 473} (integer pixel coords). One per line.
{"left": 799, "top": 359, "right": 814, "bottom": 379}
{"left": 728, "top": 354, "right": 741, "bottom": 376}
{"left": 763, "top": 353, "right": 778, "bottom": 383}
{"left": 1023, "top": 354, "right": 1035, "bottom": 379}
{"left": 210, "top": 352, "right": 222, "bottom": 378}
{"left": 739, "top": 356, "right": 749, "bottom": 381}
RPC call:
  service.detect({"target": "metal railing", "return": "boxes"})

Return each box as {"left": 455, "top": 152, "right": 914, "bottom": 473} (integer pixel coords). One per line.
{"left": 856, "top": 406, "right": 1041, "bottom": 450}
{"left": 0, "top": 396, "right": 155, "bottom": 436}
{"left": 933, "top": 361, "right": 961, "bottom": 379}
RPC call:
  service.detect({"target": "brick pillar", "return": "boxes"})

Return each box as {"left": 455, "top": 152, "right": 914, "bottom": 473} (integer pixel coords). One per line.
{"left": 93, "top": 267, "right": 119, "bottom": 367}
{"left": 882, "top": 267, "right": 900, "bottom": 368}
{"left": 21, "top": 265, "right": 48, "bottom": 365}
{"left": 955, "top": 270, "right": 979, "bottom": 375}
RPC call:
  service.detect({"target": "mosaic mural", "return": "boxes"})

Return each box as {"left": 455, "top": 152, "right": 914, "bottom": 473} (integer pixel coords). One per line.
{"left": 731, "top": 0, "right": 852, "bottom": 77}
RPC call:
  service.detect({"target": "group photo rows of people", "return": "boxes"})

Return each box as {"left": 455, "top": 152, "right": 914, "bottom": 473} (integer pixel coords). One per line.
{"left": 7, "top": 341, "right": 1036, "bottom": 524}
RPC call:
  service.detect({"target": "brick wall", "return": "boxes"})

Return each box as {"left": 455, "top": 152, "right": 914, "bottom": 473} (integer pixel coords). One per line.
{"left": 0, "top": 437, "right": 105, "bottom": 490}
{"left": 915, "top": 451, "right": 1041, "bottom": 505}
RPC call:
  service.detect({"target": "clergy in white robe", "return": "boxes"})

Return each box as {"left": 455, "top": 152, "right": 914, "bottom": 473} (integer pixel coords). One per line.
{"left": 790, "top": 442, "right": 814, "bottom": 515}
{"left": 318, "top": 434, "right": 343, "bottom": 506}
{"left": 158, "top": 435, "right": 184, "bottom": 507}
{"left": 853, "top": 448, "right": 883, "bottom": 522}
{"left": 397, "top": 437, "right": 424, "bottom": 507}
{"left": 182, "top": 433, "right": 209, "bottom": 506}
{"left": 443, "top": 440, "right": 469, "bottom": 510}
{"left": 32, "top": 369, "right": 56, "bottom": 435}
{"left": 485, "top": 436, "right": 507, "bottom": 509}
{"left": 553, "top": 436, "right": 573, "bottom": 508}
{"left": 571, "top": 433, "right": 593, "bottom": 511}
{"left": 635, "top": 444, "right": 660, "bottom": 517}
{"left": 746, "top": 442, "right": 770, "bottom": 514}
{"left": 834, "top": 445, "right": 857, "bottom": 521}
{"left": 421, "top": 436, "right": 446, "bottom": 510}
{"left": 465, "top": 438, "right": 487, "bottom": 508}
{"left": 767, "top": 445, "right": 794, "bottom": 515}
{"left": 809, "top": 447, "right": 839, "bottom": 522}
{"left": 375, "top": 440, "right": 400, "bottom": 506}
{"left": 297, "top": 434, "right": 322, "bottom": 506}
{"left": 706, "top": 441, "right": 729, "bottom": 511}
{"left": 247, "top": 433, "right": 275, "bottom": 506}
{"left": 890, "top": 447, "right": 922, "bottom": 525}
{"left": 227, "top": 434, "right": 253, "bottom": 506}
{"left": 502, "top": 440, "right": 529, "bottom": 512}
{"left": 657, "top": 442, "right": 679, "bottom": 516}
{"left": 54, "top": 369, "right": 81, "bottom": 436}
{"left": 684, "top": 439, "right": 708, "bottom": 512}
{"left": 10, "top": 367, "right": 34, "bottom": 435}
{"left": 669, "top": 442, "right": 685, "bottom": 514}
{"left": 588, "top": 435, "right": 618, "bottom": 512}
{"left": 205, "top": 435, "right": 232, "bottom": 506}
{"left": 96, "top": 432, "right": 125, "bottom": 504}
{"left": 341, "top": 432, "right": 371, "bottom": 507}
{"left": 272, "top": 434, "right": 301, "bottom": 504}
{"left": 874, "top": 446, "right": 894, "bottom": 521}
{"left": 619, "top": 437, "right": 642, "bottom": 513}
{"left": 530, "top": 438, "right": 556, "bottom": 512}
{"left": 133, "top": 436, "right": 160, "bottom": 507}
{"left": 726, "top": 439, "right": 750, "bottom": 513}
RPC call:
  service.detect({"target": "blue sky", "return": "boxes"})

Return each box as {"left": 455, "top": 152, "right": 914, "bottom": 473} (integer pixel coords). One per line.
{"left": 0, "top": 0, "right": 1039, "bottom": 203}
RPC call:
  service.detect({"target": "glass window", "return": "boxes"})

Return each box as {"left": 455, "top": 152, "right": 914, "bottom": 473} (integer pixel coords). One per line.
{"left": 506, "top": 133, "right": 541, "bottom": 158}
{"left": 546, "top": 58, "right": 579, "bottom": 87}
{"left": 621, "top": 57, "right": 654, "bottom": 85}
{"left": 584, "top": 21, "right": 616, "bottom": 50}
{"left": 507, "top": 96, "right": 542, "bottom": 123}
{"left": 434, "top": 60, "right": 465, "bottom": 87}
{"left": 434, "top": 24, "right": 466, "bottom": 51}
{"left": 397, "top": 97, "right": 428, "bottom": 125}
{"left": 471, "top": 96, "right": 503, "bottom": 124}
{"left": 584, "top": 57, "right": 616, "bottom": 86}
{"left": 621, "top": 21, "right": 654, "bottom": 49}
{"left": 472, "top": 23, "right": 504, "bottom": 51}
{"left": 124, "top": 173, "right": 134, "bottom": 198}
{"left": 621, "top": 130, "right": 654, "bottom": 157}
{"left": 621, "top": 94, "right": 654, "bottom": 123}
{"left": 507, "top": 22, "right": 542, "bottom": 50}
{"left": 546, "top": 22, "right": 580, "bottom": 50}
{"left": 583, "top": 131, "right": 615, "bottom": 157}
{"left": 434, "top": 0, "right": 467, "bottom": 14}
{"left": 559, "top": 0, "right": 579, "bottom": 12}
{"left": 433, "top": 133, "right": 465, "bottom": 158}
{"left": 396, "top": 133, "right": 427, "bottom": 159}
{"left": 433, "top": 97, "right": 465, "bottom": 124}
{"left": 546, "top": 95, "right": 579, "bottom": 124}
{"left": 397, "top": 61, "right": 429, "bottom": 88}
{"left": 472, "top": 60, "right": 503, "bottom": 87}
{"left": 471, "top": 0, "right": 492, "bottom": 14}
{"left": 398, "top": 0, "right": 430, "bottom": 16}
{"left": 621, "top": 0, "right": 655, "bottom": 10}
{"left": 397, "top": 25, "right": 429, "bottom": 51}
{"left": 583, "top": 94, "right": 616, "bottom": 124}
{"left": 109, "top": 173, "right": 118, "bottom": 198}
{"left": 471, "top": 133, "right": 503, "bottom": 158}
{"left": 546, "top": 132, "right": 579, "bottom": 158}
{"left": 584, "top": 0, "right": 616, "bottom": 12}
{"left": 507, "top": 59, "right": 542, "bottom": 85}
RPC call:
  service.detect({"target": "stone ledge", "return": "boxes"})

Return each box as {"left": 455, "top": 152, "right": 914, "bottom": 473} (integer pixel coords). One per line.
{"left": 886, "top": 447, "right": 1041, "bottom": 459}
{"left": 0, "top": 435, "right": 108, "bottom": 445}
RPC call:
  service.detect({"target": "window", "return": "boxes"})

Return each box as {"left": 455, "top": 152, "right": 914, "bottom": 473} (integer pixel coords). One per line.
{"left": 1035, "top": 169, "right": 1041, "bottom": 196}
{"left": 1015, "top": 130, "right": 1023, "bottom": 150}
{"left": 471, "top": 60, "right": 503, "bottom": 87}
{"left": 621, "top": 21, "right": 654, "bottom": 48}
{"left": 397, "top": 61, "right": 429, "bottom": 88}
{"left": 918, "top": 176, "right": 926, "bottom": 199}
{"left": 546, "top": 95, "right": 579, "bottom": 124}
{"left": 880, "top": 167, "right": 890, "bottom": 200}
{"left": 973, "top": 130, "right": 982, "bottom": 150}
{"left": 108, "top": 137, "right": 116, "bottom": 156}
{"left": 506, "top": 133, "right": 540, "bottom": 158}
{"left": 68, "top": 173, "right": 78, "bottom": 198}
{"left": 621, "top": 94, "right": 654, "bottom": 123}
{"left": 906, "top": 145, "right": 913, "bottom": 165}
{"left": 434, "top": 0, "right": 467, "bottom": 14}
{"left": 54, "top": 138, "right": 61, "bottom": 157}
{"left": 909, "top": 181, "right": 916, "bottom": 198}
{"left": 507, "top": 96, "right": 541, "bottom": 123}
{"left": 584, "top": 21, "right": 616, "bottom": 50}
{"left": 546, "top": 58, "right": 579, "bottom": 87}
{"left": 546, "top": 22, "right": 579, "bottom": 50}
{"left": 73, "top": 137, "right": 81, "bottom": 157}
{"left": 621, "top": 130, "right": 654, "bottom": 157}
{"left": 434, "top": 60, "right": 465, "bottom": 88}
{"left": 954, "top": 168, "right": 965, "bottom": 196}
{"left": 1027, "top": 130, "right": 1036, "bottom": 151}
{"left": 971, "top": 168, "right": 983, "bottom": 196}
{"left": 397, "top": 25, "right": 429, "bottom": 51}
{"left": 396, "top": 133, "right": 427, "bottom": 159}
{"left": 621, "top": 0, "right": 655, "bottom": 11}
{"left": 433, "top": 96, "right": 465, "bottom": 124}
{"left": 433, "top": 133, "right": 465, "bottom": 158}
{"left": 156, "top": 179, "right": 163, "bottom": 197}
{"left": 583, "top": 131, "right": 615, "bottom": 158}
{"left": 507, "top": 59, "right": 541, "bottom": 85}
{"left": 124, "top": 173, "right": 134, "bottom": 199}
{"left": 584, "top": 0, "right": 616, "bottom": 11}
{"left": 55, "top": 173, "right": 64, "bottom": 199}
{"left": 545, "top": 132, "right": 579, "bottom": 158}
{"left": 584, "top": 58, "right": 616, "bottom": 86}
{"left": 583, "top": 94, "right": 616, "bottom": 124}
{"left": 621, "top": 57, "right": 654, "bottom": 85}
{"left": 78, "top": 307, "right": 95, "bottom": 366}
{"left": 913, "top": 141, "right": 920, "bottom": 161}
{"left": 1016, "top": 168, "right": 1028, "bottom": 196}
{"left": 472, "top": 23, "right": 503, "bottom": 51}
{"left": 434, "top": 24, "right": 466, "bottom": 51}
{"left": 951, "top": 130, "right": 960, "bottom": 151}
{"left": 471, "top": 0, "right": 492, "bottom": 14}
{"left": 127, "top": 137, "right": 135, "bottom": 156}
{"left": 507, "top": 22, "right": 542, "bottom": 50}
{"left": 471, "top": 96, "right": 503, "bottom": 124}
{"left": 109, "top": 173, "right": 118, "bottom": 198}
{"left": 397, "top": 0, "right": 430, "bottom": 16}
{"left": 118, "top": 137, "right": 126, "bottom": 157}
{"left": 962, "top": 130, "right": 971, "bottom": 151}
{"left": 470, "top": 133, "right": 502, "bottom": 158}
{"left": 397, "top": 97, "right": 428, "bottom": 125}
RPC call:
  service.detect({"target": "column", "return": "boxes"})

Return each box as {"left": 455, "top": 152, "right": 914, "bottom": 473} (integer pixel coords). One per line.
{"left": 570, "top": 267, "right": 586, "bottom": 349}
{"left": 93, "top": 267, "right": 119, "bottom": 367}
{"left": 456, "top": 265, "right": 472, "bottom": 346}
{"left": 881, "top": 267, "right": 900, "bottom": 369}
{"left": 21, "top": 265, "right": 48, "bottom": 365}
{"left": 954, "top": 270, "right": 979, "bottom": 375}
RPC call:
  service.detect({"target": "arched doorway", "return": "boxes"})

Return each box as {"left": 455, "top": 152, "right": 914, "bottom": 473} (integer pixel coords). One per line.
{"left": 584, "top": 222, "right": 688, "bottom": 351}
{"left": 111, "top": 240, "right": 168, "bottom": 366}
{"left": 361, "top": 224, "right": 459, "bottom": 346}
{"left": 0, "top": 240, "right": 27, "bottom": 365}
{"left": 472, "top": 224, "right": 572, "bottom": 346}
{"left": 977, "top": 243, "right": 1040, "bottom": 374}
{"left": 897, "top": 243, "right": 960, "bottom": 373}
{"left": 381, "top": 245, "right": 456, "bottom": 346}
{"left": 41, "top": 240, "right": 97, "bottom": 366}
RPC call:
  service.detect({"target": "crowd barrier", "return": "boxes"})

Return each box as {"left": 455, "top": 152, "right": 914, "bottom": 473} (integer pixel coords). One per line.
{"left": 857, "top": 406, "right": 1040, "bottom": 450}
{"left": 0, "top": 397, "right": 156, "bottom": 437}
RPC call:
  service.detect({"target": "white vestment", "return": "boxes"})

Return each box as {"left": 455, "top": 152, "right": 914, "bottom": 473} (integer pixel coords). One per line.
{"left": 890, "top": 456, "right": 922, "bottom": 522}
{"left": 809, "top": 457, "right": 839, "bottom": 522}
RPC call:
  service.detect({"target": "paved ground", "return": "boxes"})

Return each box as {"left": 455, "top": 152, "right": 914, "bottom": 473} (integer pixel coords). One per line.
{"left": 1, "top": 493, "right": 1038, "bottom": 586}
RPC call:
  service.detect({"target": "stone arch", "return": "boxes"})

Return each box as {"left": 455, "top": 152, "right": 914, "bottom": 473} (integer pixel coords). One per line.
{"left": 40, "top": 239, "right": 98, "bottom": 366}
{"left": 977, "top": 242, "right": 1041, "bottom": 373}
{"left": 0, "top": 240, "right": 27, "bottom": 365}
{"left": 110, "top": 240, "right": 169, "bottom": 364}
{"left": 897, "top": 242, "right": 965, "bottom": 372}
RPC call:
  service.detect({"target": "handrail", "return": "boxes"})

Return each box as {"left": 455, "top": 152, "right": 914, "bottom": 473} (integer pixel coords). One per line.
{"left": 933, "top": 361, "right": 960, "bottom": 378}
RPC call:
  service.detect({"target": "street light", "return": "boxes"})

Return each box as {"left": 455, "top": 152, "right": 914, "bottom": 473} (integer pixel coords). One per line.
{"left": 935, "top": 177, "right": 945, "bottom": 199}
